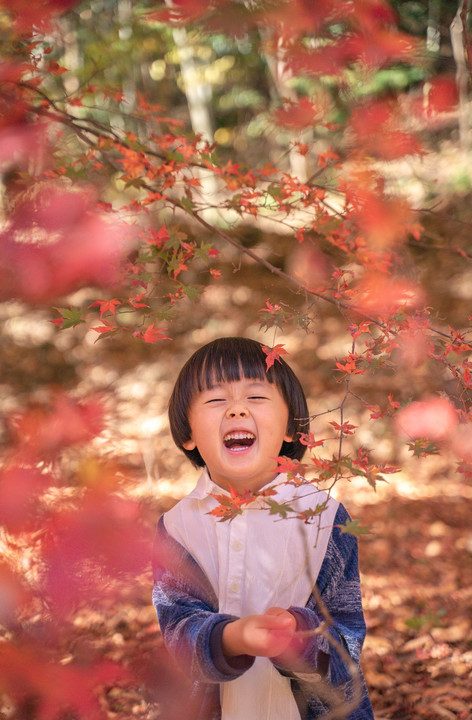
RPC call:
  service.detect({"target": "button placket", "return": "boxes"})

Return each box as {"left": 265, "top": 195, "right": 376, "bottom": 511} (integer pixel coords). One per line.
{"left": 224, "top": 512, "right": 247, "bottom": 615}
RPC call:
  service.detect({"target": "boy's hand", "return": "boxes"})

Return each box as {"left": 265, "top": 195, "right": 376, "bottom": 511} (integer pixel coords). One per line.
{"left": 265, "top": 606, "right": 304, "bottom": 666}
{"left": 222, "top": 606, "right": 296, "bottom": 659}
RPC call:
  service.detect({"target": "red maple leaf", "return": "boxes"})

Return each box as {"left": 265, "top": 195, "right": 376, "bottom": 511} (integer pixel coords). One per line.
{"left": 47, "top": 60, "right": 67, "bottom": 75}
{"left": 147, "top": 224, "right": 170, "bottom": 247}
{"left": 272, "top": 456, "right": 307, "bottom": 477}
{"left": 329, "top": 421, "right": 357, "bottom": 435}
{"left": 422, "top": 76, "right": 458, "bottom": 117}
{"left": 128, "top": 292, "right": 150, "bottom": 309}
{"left": 299, "top": 431, "right": 326, "bottom": 449}
{"left": 260, "top": 300, "right": 282, "bottom": 314}
{"left": 209, "top": 485, "right": 258, "bottom": 521}
{"left": 142, "top": 323, "right": 171, "bottom": 344}
{"left": 91, "top": 324, "right": 119, "bottom": 336}
{"left": 262, "top": 344, "right": 289, "bottom": 370}
{"left": 335, "top": 353, "right": 363, "bottom": 375}
{"left": 89, "top": 298, "right": 120, "bottom": 317}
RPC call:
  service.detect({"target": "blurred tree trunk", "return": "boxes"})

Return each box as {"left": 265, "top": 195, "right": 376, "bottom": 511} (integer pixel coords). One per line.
{"left": 167, "top": 6, "right": 219, "bottom": 206}
{"left": 262, "top": 29, "right": 312, "bottom": 181}
{"left": 426, "top": 0, "right": 441, "bottom": 53}
{"left": 171, "top": 26, "right": 214, "bottom": 143}
{"left": 450, "top": 0, "right": 471, "bottom": 150}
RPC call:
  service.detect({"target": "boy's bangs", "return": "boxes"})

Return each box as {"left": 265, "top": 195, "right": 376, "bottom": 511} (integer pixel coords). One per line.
{"left": 193, "top": 341, "right": 269, "bottom": 393}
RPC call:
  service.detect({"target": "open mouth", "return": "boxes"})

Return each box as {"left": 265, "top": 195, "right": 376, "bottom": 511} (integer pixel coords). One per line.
{"left": 223, "top": 432, "right": 256, "bottom": 451}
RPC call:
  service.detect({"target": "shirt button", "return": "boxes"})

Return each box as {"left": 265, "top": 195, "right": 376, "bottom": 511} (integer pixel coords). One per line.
{"left": 232, "top": 540, "right": 243, "bottom": 551}
{"left": 229, "top": 581, "right": 239, "bottom": 593}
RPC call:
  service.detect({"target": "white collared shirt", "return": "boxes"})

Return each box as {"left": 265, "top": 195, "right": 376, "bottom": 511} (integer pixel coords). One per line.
{"left": 163, "top": 470, "right": 339, "bottom": 720}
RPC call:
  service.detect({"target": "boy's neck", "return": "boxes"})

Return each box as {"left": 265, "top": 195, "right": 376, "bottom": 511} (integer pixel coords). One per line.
{"left": 207, "top": 470, "right": 279, "bottom": 495}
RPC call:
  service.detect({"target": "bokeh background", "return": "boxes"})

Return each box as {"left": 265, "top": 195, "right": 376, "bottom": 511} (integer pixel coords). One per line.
{"left": 1, "top": 1, "right": 472, "bottom": 718}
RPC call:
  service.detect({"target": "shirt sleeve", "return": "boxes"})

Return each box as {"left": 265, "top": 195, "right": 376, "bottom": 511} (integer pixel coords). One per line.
{"left": 152, "top": 516, "right": 254, "bottom": 684}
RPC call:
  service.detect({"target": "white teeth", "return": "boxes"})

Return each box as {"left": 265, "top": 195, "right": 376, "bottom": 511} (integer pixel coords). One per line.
{"left": 224, "top": 432, "right": 255, "bottom": 441}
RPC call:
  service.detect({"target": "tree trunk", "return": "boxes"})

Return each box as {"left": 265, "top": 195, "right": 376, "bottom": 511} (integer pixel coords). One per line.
{"left": 450, "top": 0, "right": 471, "bottom": 150}
{"left": 261, "top": 29, "right": 312, "bottom": 181}
{"left": 426, "top": 0, "right": 441, "bottom": 53}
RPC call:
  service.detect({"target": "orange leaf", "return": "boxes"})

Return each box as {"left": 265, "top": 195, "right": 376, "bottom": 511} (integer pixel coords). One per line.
{"left": 147, "top": 225, "right": 170, "bottom": 247}
{"left": 262, "top": 344, "right": 289, "bottom": 370}
{"left": 142, "top": 323, "right": 171, "bottom": 344}
{"left": 273, "top": 456, "right": 307, "bottom": 477}
{"left": 89, "top": 298, "right": 120, "bottom": 317}
{"left": 129, "top": 292, "right": 150, "bottom": 309}
{"left": 329, "top": 421, "right": 357, "bottom": 435}
{"left": 91, "top": 325, "right": 118, "bottom": 335}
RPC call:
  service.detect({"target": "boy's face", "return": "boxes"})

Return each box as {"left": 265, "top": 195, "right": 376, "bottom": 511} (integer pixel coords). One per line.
{"left": 183, "top": 377, "right": 292, "bottom": 492}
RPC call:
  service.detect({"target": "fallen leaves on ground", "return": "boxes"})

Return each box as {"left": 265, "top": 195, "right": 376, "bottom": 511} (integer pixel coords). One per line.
{"left": 358, "top": 494, "right": 472, "bottom": 720}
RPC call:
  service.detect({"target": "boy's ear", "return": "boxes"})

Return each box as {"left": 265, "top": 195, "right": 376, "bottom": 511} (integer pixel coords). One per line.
{"left": 183, "top": 438, "right": 196, "bottom": 451}
{"left": 284, "top": 422, "right": 294, "bottom": 443}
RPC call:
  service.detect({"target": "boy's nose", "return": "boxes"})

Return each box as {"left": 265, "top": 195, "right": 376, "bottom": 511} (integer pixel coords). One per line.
{"left": 226, "top": 406, "right": 249, "bottom": 418}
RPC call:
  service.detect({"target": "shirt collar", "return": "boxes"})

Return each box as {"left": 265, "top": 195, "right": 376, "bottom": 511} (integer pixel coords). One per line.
{"left": 189, "top": 468, "right": 289, "bottom": 500}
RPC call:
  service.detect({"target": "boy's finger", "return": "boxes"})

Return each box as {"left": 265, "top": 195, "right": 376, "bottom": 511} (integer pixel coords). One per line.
{"left": 262, "top": 614, "right": 294, "bottom": 630}
{"left": 265, "top": 606, "right": 285, "bottom": 616}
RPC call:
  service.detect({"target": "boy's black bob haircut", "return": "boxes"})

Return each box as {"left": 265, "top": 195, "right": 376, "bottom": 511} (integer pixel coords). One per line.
{"left": 169, "top": 337, "right": 309, "bottom": 468}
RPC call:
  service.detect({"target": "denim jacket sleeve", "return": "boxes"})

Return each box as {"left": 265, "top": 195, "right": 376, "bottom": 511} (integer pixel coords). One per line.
{"left": 152, "top": 516, "right": 255, "bottom": 684}
{"left": 271, "top": 504, "right": 374, "bottom": 720}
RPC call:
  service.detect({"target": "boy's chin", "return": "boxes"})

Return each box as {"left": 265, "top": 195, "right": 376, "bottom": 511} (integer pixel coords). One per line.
{"left": 210, "top": 472, "right": 278, "bottom": 494}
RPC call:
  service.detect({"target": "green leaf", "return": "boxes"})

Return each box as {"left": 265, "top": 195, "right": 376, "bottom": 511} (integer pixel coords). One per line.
{"left": 195, "top": 241, "right": 217, "bottom": 261}
{"left": 296, "top": 501, "right": 329, "bottom": 522}
{"left": 167, "top": 150, "right": 185, "bottom": 163}
{"left": 179, "top": 196, "right": 195, "bottom": 213}
{"left": 180, "top": 284, "right": 203, "bottom": 302}
{"left": 407, "top": 439, "right": 440, "bottom": 458}
{"left": 265, "top": 499, "right": 294, "bottom": 519}
{"left": 338, "top": 519, "right": 371, "bottom": 536}
{"left": 266, "top": 182, "right": 283, "bottom": 198}
{"left": 53, "top": 307, "right": 85, "bottom": 329}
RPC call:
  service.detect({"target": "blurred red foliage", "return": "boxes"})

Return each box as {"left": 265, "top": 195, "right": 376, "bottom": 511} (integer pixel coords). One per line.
{"left": 395, "top": 397, "right": 458, "bottom": 441}
{"left": 0, "top": 186, "right": 130, "bottom": 304}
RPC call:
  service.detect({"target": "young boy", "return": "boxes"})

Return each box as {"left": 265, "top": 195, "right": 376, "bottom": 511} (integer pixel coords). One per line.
{"left": 152, "top": 337, "right": 374, "bottom": 720}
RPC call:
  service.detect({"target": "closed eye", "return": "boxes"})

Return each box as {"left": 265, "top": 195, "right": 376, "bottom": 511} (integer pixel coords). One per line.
{"left": 249, "top": 396, "right": 268, "bottom": 400}
{"left": 205, "top": 398, "right": 225, "bottom": 404}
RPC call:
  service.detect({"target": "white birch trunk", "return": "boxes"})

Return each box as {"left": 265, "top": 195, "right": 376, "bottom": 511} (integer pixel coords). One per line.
{"left": 450, "top": 0, "right": 470, "bottom": 150}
